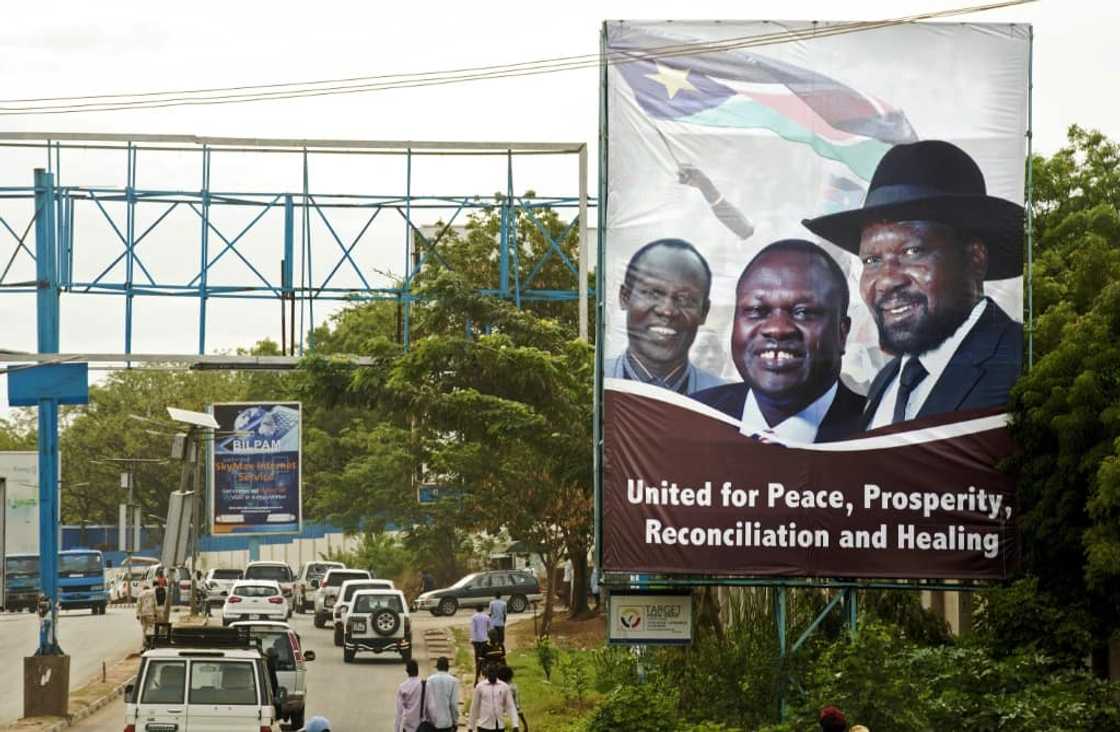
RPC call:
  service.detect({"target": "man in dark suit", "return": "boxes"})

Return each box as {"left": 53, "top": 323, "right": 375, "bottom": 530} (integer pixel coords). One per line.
{"left": 803, "top": 140, "right": 1024, "bottom": 429}
{"left": 692, "top": 239, "right": 865, "bottom": 443}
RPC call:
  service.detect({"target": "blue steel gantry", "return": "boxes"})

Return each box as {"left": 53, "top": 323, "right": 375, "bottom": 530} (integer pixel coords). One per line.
{"left": 0, "top": 132, "right": 593, "bottom": 359}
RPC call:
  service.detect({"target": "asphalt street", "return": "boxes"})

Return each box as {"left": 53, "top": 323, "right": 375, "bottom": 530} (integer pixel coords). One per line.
{"left": 0, "top": 605, "right": 144, "bottom": 725}
{"left": 70, "top": 607, "right": 485, "bottom": 731}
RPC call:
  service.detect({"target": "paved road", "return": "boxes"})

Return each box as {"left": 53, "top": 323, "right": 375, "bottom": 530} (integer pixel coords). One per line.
{"left": 71, "top": 606, "right": 490, "bottom": 731}
{"left": 0, "top": 605, "right": 144, "bottom": 725}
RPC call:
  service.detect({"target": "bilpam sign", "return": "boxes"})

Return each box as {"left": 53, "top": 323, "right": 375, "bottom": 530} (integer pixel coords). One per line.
{"left": 608, "top": 591, "right": 693, "bottom": 645}
{"left": 210, "top": 402, "right": 302, "bottom": 536}
{"left": 600, "top": 20, "right": 1028, "bottom": 580}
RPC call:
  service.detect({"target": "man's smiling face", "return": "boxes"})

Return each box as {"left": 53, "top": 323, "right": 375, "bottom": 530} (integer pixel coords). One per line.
{"left": 858, "top": 220, "right": 986, "bottom": 355}
{"left": 732, "top": 248, "right": 849, "bottom": 414}
{"left": 620, "top": 245, "right": 710, "bottom": 377}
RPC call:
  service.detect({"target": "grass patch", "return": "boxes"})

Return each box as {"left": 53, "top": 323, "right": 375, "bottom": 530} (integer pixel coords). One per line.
{"left": 506, "top": 646, "right": 604, "bottom": 732}
{"left": 450, "top": 626, "right": 473, "bottom": 675}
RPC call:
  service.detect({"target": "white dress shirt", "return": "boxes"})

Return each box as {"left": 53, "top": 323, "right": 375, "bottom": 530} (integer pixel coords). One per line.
{"left": 394, "top": 676, "right": 423, "bottom": 732}
{"left": 425, "top": 671, "right": 460, "bottom": 730}
{"left": 738, "top": 382, "right": 839, "bottom": 445}
{"left": 469, "top": 679, "right": 519, "bottom": 730}
{"left": 867, "top": 299, "right": 989, "bottom": 430}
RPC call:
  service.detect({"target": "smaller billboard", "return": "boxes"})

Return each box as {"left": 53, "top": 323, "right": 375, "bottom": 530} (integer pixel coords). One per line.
{"left": 210, "top": 402, "right": 302, "bottom": 536}
{"left": 608, "top": 591, "right": 693, "bottom": 645}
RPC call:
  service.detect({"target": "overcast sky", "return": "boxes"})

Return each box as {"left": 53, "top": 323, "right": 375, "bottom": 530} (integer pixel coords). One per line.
{"left": 0, "top": 0, "right": 1111, "bottom": 406}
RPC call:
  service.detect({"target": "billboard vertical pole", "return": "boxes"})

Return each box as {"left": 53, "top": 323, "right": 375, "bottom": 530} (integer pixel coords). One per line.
{"left": 845, "top": 588, "right": 858, "bottom": 635}
{"left": 578, "top": 143, "right": 589, "bottom": 342}
{"left": 248, "top": 537, "right": 260, "bottom": 562}
{"left": 123, "top": 144, "right": 135, "bottom": 356}
{"left": 593, "top": 20, "right": 608, "bottom": 575}
{"left": 199, "top": 146, "right": 211, "bottom": 355}
{"left": 774, "top": 586, "right": 787, "bottom": 720}
{"left": 1025, "top": 24, "right": 1035, "bottom": 369}
{"left": 34, "top": 168, "right": 62, "bottom": 654}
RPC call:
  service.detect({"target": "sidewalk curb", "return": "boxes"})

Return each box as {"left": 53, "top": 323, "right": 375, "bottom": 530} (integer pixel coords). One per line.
{"left": 40, "top": 674, "right": 135, "bottom": 732}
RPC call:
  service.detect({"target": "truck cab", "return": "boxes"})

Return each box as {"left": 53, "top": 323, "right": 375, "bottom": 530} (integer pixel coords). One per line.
{"left": 58, "top": 549, "right": 109, "bottom": 614}
{"left": 3, "top": 553, "right": 39, "bottom": 612}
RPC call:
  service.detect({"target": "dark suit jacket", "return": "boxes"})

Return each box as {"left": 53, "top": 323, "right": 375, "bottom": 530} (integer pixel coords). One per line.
{"left": 862, "top": 298, "right": 1022, "bottom": 428}
{"left": 690, "top": 380, "right": 866, "bottom": 443}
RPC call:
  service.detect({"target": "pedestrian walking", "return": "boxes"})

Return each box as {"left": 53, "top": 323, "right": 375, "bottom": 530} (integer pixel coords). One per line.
{"left": 136, "top": 582, "right": 157, "bottom": 647}
{"left": 154, "top": 572, "right": 170, "bottom": 625}
{"left": 488, "top": 592, "right": 508, "bottom": 645}
{"left": 425, "top": 656, "right": 460, "bottom": 732}
{"left": 819, "top": 705, "right": 848, "bottom": 732}
{"left": 394, "top": 658, "right": 424, "bottom": 732}
{"left": 468, "top": 664, "right": 519, "bottom": 732}
{"left": 497, "top": 666, "right": 527, "bottom": 731}
{"left": 481, "top": 628, "right": 507, "bottom": 675}
{"left": 470, "top": 605, "right": 492, "bottom": 684}
{"left": 421, "top": 570, "right": 435, "bottom": 593}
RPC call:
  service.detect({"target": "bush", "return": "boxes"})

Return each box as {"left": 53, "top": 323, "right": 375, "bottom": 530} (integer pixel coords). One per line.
{"left": 589, "top": 646, "right": 637, "bottom": 693}
{"left": 973, "top": 576, "right": 1096, "bottom": 668}
{"left": 556, "top": 651, "right": 593, "bottom": 706}
{"left": 536, "top": 635, "right": 558, "bottom": 681}
{"left": 583, "top": 682, "right": 679, "bottom": 732}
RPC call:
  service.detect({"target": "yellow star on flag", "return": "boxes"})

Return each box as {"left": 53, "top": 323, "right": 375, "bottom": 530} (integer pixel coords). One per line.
{"left": 645, "top": 63, "right": 696, "bottom": 100}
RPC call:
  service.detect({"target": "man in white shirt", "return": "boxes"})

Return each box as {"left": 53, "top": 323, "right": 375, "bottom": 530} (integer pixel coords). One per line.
{"left": 468, "top": 665, "right": 519, "bottom": 732}
{"left": 394, "top": 659, "right": 423, "bottom": 732}
{"left": 802, "top": 140, "right": 1023, "bottom": 428}
{"left": 425, "top": 656, "right": 460, "bottom": 732}
{"left": 691, "top": 240, "right": 865, "bottom": 443}
{"left": 488, "top": 592, "right": 508, "bottom": 645}
{"left": 470, "top": 605, "right": 492, "bottom": 684}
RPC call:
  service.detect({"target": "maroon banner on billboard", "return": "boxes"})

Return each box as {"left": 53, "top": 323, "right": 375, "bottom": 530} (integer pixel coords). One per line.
{"left": 602, "top": 385, "right": 1017, "bottom": 579}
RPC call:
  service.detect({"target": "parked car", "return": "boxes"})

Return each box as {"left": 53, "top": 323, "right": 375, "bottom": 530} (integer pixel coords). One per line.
{"left": 331, "top": 579, "right": 395, "bottom": 646}
{"left": 243, "top": 561, "right": 296, "bottom": 611}
{"left": 230, "top": 620, "right": 316, "bottom": 731}
{"left": 313, "top": 569, "right": 372, "bottom": 628}
{"left": 414, "top": 569, "right": 542, "bottom": 616}
{"left": 293, "top": 560, "right": 345, "bottom": 614}
{"left": 124, "top": 624, "right": 282, "bottom": 731}
{"left": 343, "top": 588, "right": 412, "bottom": 663}
{"left": 222, "top": 580, "right": 289, "bottom": 625}
{"left": 202, "top": 567, "right": 244, "bottom": 607}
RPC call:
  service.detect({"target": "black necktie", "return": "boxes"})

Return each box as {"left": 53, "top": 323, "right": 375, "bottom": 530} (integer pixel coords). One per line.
{"left": 892, "top": 358, "right": 928, "bottom": 424}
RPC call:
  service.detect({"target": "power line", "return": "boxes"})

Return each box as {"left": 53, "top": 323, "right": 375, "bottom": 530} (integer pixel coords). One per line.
{"left": 0, "top": 1, "right": 1032, "bottom": 116}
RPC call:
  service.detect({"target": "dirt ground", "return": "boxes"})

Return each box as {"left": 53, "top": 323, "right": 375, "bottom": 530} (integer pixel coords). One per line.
{"left": 507, "top": 607, "right": 606, "bottom": 650}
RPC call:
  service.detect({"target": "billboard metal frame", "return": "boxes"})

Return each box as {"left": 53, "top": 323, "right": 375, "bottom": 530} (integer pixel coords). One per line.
{"left": 592, "top": 22, "right": 1036, "bottom": 594}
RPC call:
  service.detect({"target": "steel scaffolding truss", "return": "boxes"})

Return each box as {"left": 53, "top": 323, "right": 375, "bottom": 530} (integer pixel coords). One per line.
{"left": 0, "top": 133, "right": 594, "bottom": 355}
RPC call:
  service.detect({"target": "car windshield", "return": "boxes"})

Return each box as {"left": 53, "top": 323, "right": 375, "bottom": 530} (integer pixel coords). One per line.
{"left": 234, "top": 585, "right": 278, "bottom": 598}
{"left": 450, "top": 573, "right": 478, "bottom": 589}
{"left": 325, "top": 571, "right": 367, "bottom": 587}
{"left": 253, "top": 631, "right": 295, "bottom": 670}
{"left": 353, "top": 594, "right": 404, "bottom": 613}
{"left": 128, "top": 567, "right": 148, "bottom": 578}
{"left": 5, "top": 556, "right": 38, "bottom": 574}
{"left": 60, "top": 553, "right": 101, "bottom": 573}
{"left": 306, "top": 563, "right": 341, "bottom": 580}
{"left": 244, "top": 565, "right": 291, "bottom": 582}
{"left": 211, "top": 569, "right": 243, "bottom": 580}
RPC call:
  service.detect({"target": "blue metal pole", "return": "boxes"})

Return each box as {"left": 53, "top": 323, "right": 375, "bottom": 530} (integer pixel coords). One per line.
{"left": 33, "top": 168, "right": 62, "bottom": 654}
{"left": 248, "top": 537, "right": 260, "bottom": 562}
{"left": 302, "top": 150, "right": 313, "bottom": 350}
{"left": 499, "top": 151, "right": 511, "bottom": 297}
{"left": 402, "top": 149, "right": 412, "bottom": 351}
{"left": 774, "top": 586, "right": 787, "bottom": 720}
{"left": 123, "top": 144, "right": 136, "bottom": 354}
{"left": 846, "top": 588, "right": 858, "bottom": 635}
{"left": 198, "top": 146, "right": 210, "bottom": 354}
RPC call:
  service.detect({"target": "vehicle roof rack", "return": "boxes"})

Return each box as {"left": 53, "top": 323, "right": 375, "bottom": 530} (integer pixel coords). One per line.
{"left": 148, "top": 623, "right": 260, "bottom": 650}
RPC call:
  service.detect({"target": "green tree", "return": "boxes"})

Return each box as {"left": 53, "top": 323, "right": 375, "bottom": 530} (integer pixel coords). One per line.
{"left": 1008, "top": 126, "right": 1120, "bottom": 673}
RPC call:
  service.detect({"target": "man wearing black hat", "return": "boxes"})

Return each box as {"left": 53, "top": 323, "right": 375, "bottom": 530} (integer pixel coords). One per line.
{"left": 691, "top": 239, "right": 864, "bottom": 443}
{"left": 803, "top": 140, "right": 1023, "bottom": 429}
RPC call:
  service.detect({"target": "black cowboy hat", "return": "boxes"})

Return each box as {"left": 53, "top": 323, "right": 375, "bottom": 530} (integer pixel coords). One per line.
{"left": 802, "top": 140, "right": 1024, "bottom": 280}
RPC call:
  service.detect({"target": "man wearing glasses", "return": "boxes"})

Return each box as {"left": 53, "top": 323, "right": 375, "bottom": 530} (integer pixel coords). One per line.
{"left": 606, "top": 238, "right": 727, "bottom": 395}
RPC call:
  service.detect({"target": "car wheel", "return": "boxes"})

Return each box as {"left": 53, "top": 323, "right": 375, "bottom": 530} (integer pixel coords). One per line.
{"left": 509, "top": 594, "right": 529, "bottom": 614}
{"left": 437, "top": 598, "right": 458, "bottom": 616}
{"left": 290, "top": 710, "right": 305, "bottom": 731}
{"left": 343, "top": 647, "right": 355, "bottom": 663}
{"left": 333, "top": 625, "right": 343, "bottom": 647}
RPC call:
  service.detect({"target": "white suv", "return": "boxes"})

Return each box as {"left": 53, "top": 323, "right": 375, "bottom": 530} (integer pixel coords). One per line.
{"left": 313, "top": 569, "right": 372, "bottom": 628}
{"left": 124, "top": 625, "right": 281, "bottom": 731}
{"left": 343, "top": 588, "right": 411, "bottom": 663}
{"left": 331, "top": 579, "right": 396, "bottom": 646}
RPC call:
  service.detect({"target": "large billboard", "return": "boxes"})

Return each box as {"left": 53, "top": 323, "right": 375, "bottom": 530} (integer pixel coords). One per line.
{"left": 211, "top": 402, "right": 302, "bottom": 536}
{"left": 600, "top": 21, "right": 1028, "bottom": 580}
